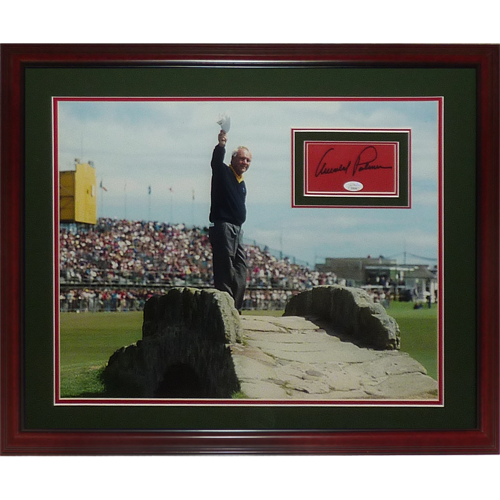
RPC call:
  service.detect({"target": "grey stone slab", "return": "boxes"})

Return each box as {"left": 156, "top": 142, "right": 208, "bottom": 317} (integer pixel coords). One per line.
{"left": 245, "top": 331, "right": 333, "bottom": 344}
{"left": 323, "top": 370, "right": 363, "bottom": 391}
{"left": 230, "top": 343, "right": 277, "bottom": 366}
{"left": 266, "top": 316, "right": 322, "bottom": 331}
{"left": 233, "top": 314, "right": 439, "bottom": 401}
{"left": 255, "top": 342, "right": 380, "bottom": 364}
{"left": 231, "top": 354, "right": 279, "bottom": 381}
{"left": 256, "top": 349, "right": 341, "bottom": 364}
{"left": 344, "top": 352, "right": 428, "bottom": 379}
{"left": 285, "top": 389, "right": 371, "bottom": 400}
{"left": 247, "top": 339, "right": 340, "bottom": 353}
{"left": 286, "top": 379, "right": 333, "bottom": 395}
{"left": 239, "top": 380, "right": 289, "bottom": 399}
{"left": 362, "top": 372, "right": 439, "bottom": 399}
{"left": 240, "top": 317, "right": 287, "bottom": 332}
{"left": 276, "top": 362, "right": 362, "bottom": 392}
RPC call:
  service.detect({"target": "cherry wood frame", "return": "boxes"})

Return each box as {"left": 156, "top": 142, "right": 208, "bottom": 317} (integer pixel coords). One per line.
{"left": 1, "top": 44, "right": 498, "bottom": 455}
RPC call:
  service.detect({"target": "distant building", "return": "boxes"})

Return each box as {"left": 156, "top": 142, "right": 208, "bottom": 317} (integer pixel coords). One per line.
{"left": 316, "top": 256, "right": 437, "bottom": 302}
{"left": 404, "top": 265, "right": 438, "bottom": 303}
{"left": 60, "top": 161, "right": 97, "bottom": 225}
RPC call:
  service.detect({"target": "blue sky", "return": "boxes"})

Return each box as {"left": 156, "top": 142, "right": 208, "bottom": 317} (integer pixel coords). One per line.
{"left": 56, "top": 98, "right": 440, "bottom": 268}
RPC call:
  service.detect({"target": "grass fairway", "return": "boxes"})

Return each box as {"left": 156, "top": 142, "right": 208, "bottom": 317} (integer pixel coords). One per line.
{"left": 59, "top": 312, "right": 143, "bottom": 397}
{"left": 59, "top": 301, "right": 438, "bottom": 397}
{"left": 385, "top": 301, "right": 439, "bottom": 380}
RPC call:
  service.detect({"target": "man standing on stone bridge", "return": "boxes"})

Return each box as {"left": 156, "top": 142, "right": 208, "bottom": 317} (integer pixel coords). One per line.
{"left": 208, "top": 127, "right": 252, "bottom": 313}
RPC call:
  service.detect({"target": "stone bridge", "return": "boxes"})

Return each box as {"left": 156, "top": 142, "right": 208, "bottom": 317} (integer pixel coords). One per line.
{"left": 103, "top": 287, "right": 438, "bottom": 401}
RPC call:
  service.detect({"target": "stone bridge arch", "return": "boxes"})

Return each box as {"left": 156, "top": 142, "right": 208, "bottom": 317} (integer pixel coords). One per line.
{"left": 103, "top": 286, "right": 437, "bottom": 400}
{"left": 103, "top": 288, "right": 242, "bottom": 398}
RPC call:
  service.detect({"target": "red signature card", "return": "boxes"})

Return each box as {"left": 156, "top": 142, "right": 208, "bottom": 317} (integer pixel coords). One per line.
{"left": 292, "top": 129, "right": 410, "bottom": 208}
{"left": 305, "top": 141, "right": 398, "bottom": 196}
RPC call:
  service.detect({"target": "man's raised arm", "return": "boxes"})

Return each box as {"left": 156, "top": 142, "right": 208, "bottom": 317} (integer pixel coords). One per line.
{"left": 218, "top": 130, "right": 227, "bottom": 147}
{"left": 211, "top": 130, "right": 227, "bottom": 169}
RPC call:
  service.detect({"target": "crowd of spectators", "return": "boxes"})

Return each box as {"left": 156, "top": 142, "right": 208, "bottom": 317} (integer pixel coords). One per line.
{"left": 59, "top": 218, "right": 337, "bottom": 312}
{"left": 362, "top": 287, "right": 393, "bottom": 308}
{"left": 60, "top": 218, "right": 213, "bottom": 287}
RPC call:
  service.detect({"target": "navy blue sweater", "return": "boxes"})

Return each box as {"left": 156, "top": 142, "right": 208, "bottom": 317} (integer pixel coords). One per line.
{"left": 209, "top": 145, "right": 247, "bottom": 225}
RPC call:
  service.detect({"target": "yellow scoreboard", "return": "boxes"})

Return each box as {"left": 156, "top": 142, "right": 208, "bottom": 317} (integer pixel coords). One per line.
{"left": 60, "top": 163, "right": 97, "bottom": 224}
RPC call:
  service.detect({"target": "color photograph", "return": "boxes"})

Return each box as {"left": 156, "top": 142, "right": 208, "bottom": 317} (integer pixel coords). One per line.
{"left": 56, "top": 97, "right": 442, "bottom": 404}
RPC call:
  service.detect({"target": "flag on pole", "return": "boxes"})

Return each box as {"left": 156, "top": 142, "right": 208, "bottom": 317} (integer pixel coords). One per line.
{"left": 192, "top": 189, "right": 195, "bottom": 201}
{"left": 148, "top": 185, "right": 151, "bottom": 195}
{"left": 99, "top": 180, "right": 108, "bottom": 192}
{"left": 169, "top": 187, "right": 174, "bottom": 193}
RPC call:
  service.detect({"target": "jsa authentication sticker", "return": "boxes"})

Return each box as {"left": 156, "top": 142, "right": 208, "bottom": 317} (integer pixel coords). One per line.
{"left": 292, "top": 129, "right": 411, "bottom": 208}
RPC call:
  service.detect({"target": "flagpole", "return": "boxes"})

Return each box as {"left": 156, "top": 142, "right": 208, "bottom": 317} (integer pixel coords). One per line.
{"left": 124, "top": 182, "right": 127, "bottom": 220}
{"left": 169, "top": 187, "right": 173, "bottom": 223}
{"left": 191, "top": 188, "right": 195, "bottom": 227}
{"left": 148, "top": 185, "right": 151, "bottom": 221}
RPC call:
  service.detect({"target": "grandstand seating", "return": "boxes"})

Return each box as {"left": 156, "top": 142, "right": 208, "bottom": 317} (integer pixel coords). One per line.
{"left": 59, "top": 218, "right": 338, "bottom": 311}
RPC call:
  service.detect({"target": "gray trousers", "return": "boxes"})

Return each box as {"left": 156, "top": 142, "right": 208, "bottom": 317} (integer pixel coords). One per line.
{"left": 209, "top": 222, "right": 247, "bottom": 310}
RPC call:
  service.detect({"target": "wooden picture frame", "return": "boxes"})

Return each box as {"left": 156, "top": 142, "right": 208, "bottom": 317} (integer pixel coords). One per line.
{"left": 1, "top": 44, "right": 498, "bottom": 454}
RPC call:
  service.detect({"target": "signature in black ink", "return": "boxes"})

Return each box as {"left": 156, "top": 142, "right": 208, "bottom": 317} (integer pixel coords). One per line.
{"left": 314, "top": 146, "right": 393, "bottom": 178}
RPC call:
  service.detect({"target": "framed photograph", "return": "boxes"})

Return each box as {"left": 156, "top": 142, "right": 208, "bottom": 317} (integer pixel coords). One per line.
{"left": 1, "top": 44, "right": 498, "bottom": 454}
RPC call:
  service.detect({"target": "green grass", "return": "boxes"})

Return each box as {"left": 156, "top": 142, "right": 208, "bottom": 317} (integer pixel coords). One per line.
{"left": 59, "top": 302, "right": 438, "bottom": 397}
{"left": 384, "top": 301, "right": 438, "bottom": 380}
{"left": 60, "top": 311, "right": 143, "bottom": 366}
{"left": 59, "top": 312, "right": 143, "bottom": 397}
